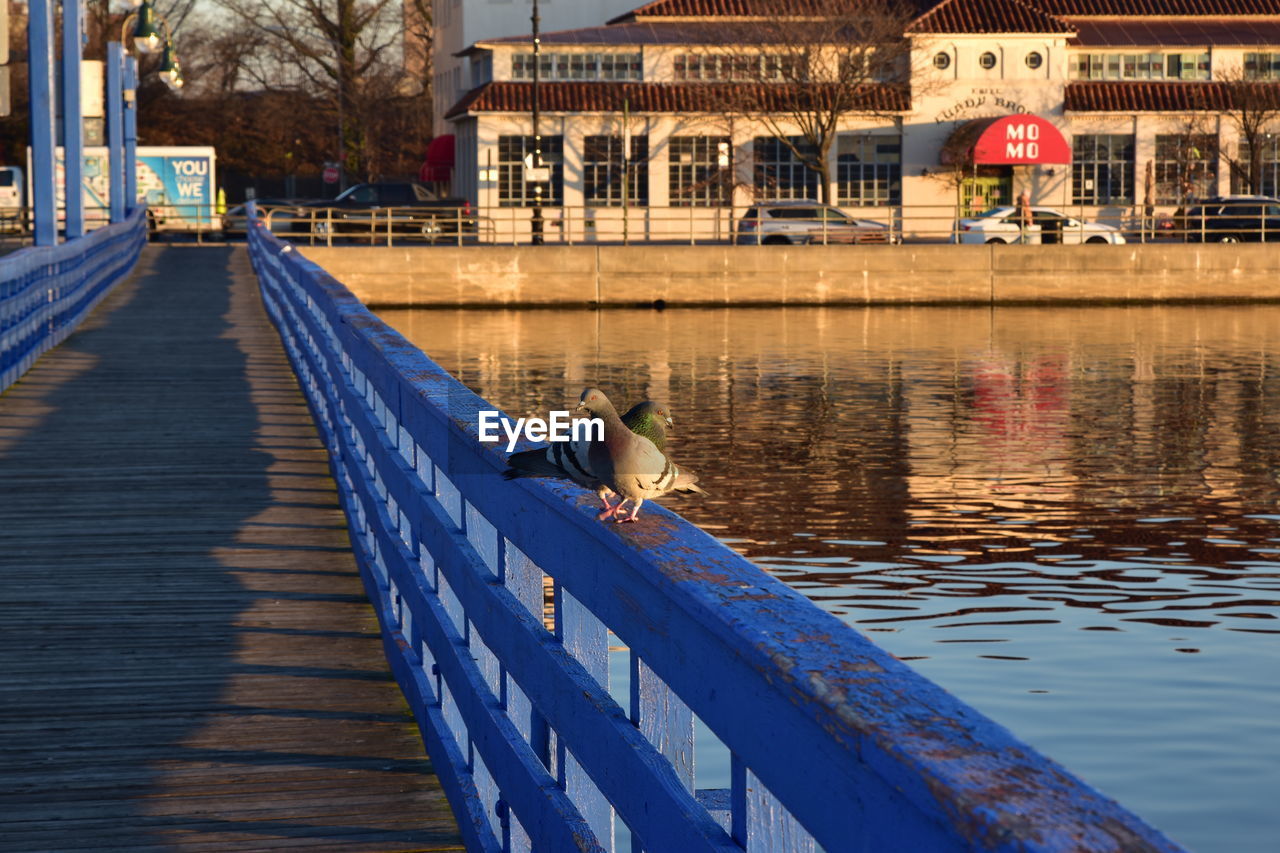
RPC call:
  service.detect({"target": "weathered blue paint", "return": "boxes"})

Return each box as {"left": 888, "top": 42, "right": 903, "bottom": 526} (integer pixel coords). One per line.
{"left": 123, "top": 56, "right": 139, "bottom": 214}
{"left": 247, "top": 221, "right": 1190, "bottom": 853}
{"left": 27, "top": 0, "right": 57, "bottom": 246}
{"left": 0, "top": 207, "right": 146, "bottom": 392}
{"left": 61, "top": 0, "right": 86, "bottom": 240}
{"left": 106, "top": 43, "right": 125, "bottom": 224}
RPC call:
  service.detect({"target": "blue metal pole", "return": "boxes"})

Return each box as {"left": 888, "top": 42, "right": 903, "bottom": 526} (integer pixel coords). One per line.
{"left": 106, "top": 42, "right": 124, "bottom": 223}
{"left": 27, "top": 0, "right": 57, "bottom": 245}
{"left": 62, "top": 0, "right": 86, "bottom": 239}
{"left": 124, "top": 55, "right": 138, "bottom": 213}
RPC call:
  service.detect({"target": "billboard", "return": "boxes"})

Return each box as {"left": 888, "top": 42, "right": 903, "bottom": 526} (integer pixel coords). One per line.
{"left": 36, "top": 145, "right": 217, "bottom": 231}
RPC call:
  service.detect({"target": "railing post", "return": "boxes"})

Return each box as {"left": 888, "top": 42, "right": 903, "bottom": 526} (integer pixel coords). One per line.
{"left": 123, "top": 55, "right": 139, "bottom": 215}
{"left": 61, "top": 0, "right": 86, "bottom": 240}
{"left": 27, "top": 0, "right": 58, "bottom": 246}
{"left": 106, "top": 42, "right": 125, "bottom": 224}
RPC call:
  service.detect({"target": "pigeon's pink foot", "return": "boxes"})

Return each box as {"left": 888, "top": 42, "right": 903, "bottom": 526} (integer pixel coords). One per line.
{"left": 597, "top": 501, "right": 623, "bottom": 521}
{"left": 598, "top": 494, "right": 616, "bottom": 511}
{"left": 614, "top": 507, "right": 642, "bottom": 523}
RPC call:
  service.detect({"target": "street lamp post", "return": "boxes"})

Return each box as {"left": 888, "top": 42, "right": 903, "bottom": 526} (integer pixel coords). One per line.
{"left": 529, "top": 0, "right": 543, "bottom": 245}
{"left": 27, "top": 0, "right": 57, "bottom": 246}
{"left": 62, "top": 0, "right": 85, "bottom": 239}
{"left": 110, "top": 0, "right": 183, "bottom": 221}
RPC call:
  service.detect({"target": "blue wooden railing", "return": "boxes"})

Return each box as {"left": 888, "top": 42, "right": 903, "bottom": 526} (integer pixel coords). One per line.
{"left": 0, "top": 207, "right": 147, "bottom": 393}
{"left": 247, "top": 219, "right": 1186, "bottom": 853}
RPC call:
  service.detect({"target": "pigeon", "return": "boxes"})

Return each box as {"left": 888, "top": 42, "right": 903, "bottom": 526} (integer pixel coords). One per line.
{"left": 501, "top": 399, "right": 664, "bottom": 507}
{"left": 574, "top": 388, "right": 707, "bottom": 523}
{"left": 504, "top": 393, "right": 706, "bottom": 521}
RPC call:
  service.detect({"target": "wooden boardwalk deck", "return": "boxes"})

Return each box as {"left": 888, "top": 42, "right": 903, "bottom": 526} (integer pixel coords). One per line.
{"left": 0, "top": 247, "right": 463, "bottom": 852}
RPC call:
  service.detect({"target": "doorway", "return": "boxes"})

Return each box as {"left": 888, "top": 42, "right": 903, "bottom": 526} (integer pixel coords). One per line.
{"left": 960, "top": 174, "right": 1013, "bottom": 217}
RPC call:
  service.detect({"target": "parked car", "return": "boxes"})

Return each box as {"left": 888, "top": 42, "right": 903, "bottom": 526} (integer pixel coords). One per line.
{"left": 953, "top": 206, "right": 1126, "bottom": 245}
{"left": 221, "top": 198, "right": 299, "bottom": 237}
{"left": 737, "top": 200, "right": 895, "bottom": 245}
{"left": 1183, "top": 195, "right": 1280, "bottom": 243}
{"left": 294, "top": 181, "right": 475, "bottom": 242}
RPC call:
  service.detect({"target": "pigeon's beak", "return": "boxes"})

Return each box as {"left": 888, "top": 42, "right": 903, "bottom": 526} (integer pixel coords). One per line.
{"left": 664, "top": 415, "right": 674, "bottom": 430}
{"left": 573, "top": 401, "right": 588, "bottom": 414}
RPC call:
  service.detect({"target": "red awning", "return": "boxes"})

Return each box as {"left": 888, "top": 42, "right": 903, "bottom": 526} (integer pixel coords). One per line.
{"left": 942, "top": 115, "right": 1072, "bottom": 166}
{"left": 419, "top": 135, "right": 455, "bottom": 182}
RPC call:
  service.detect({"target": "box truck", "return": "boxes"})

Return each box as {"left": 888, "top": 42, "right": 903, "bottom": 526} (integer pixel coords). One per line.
{"left": 26, "top": 145, "right": 216, "bottom": 232}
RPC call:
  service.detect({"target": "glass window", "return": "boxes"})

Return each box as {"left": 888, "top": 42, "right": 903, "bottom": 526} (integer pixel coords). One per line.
{"left": 497, "top": 135, "right": 564, "bottom": 207}
{"left": 1072, "top": 134, "right": 1135, "bottom": 205}
{"left": 583, "top": 135, "right": 649, "bottom": 206}
{"left": 1155, "top": 134, "right": 1218, "bottom": 204}
{"left": 1071, "top": 52, "right": 1216, "bottom": 81}
{"left": 753, "top": 136, "right": 820, "bottom": 201}
{"left": 674, "top": 53, "right": 799, "bottom": 82}
{"left": 979, "top": 52, "right": 997, "bottom": 70}
{"left": 1231, "top": 134, "right": 1280, "bottom": 196}
{"left": 837, "top": 133, "right": 902, "bottom": 206}
{"left": 1244, "top": 53, "right": 1280, "bottom": 80}
{"left": 511, "top": 52, "right": 641, "bottom": 81}
{"left": 934, "top": 52, "right": 951, "bottom": 70}
{"left": 668, "top": 136, "right": 732, "bottom": 207}
{"left": 769, "top": 207, "right": 819, "bottom": 219}
{"left": 1026, "top": 52, "right": 1043, "bottom": 70}
{"left": 379, "top": 185, "right": 414, "bottom": 205}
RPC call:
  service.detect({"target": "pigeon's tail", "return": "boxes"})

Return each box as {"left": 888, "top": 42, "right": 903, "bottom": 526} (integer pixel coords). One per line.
{"left": 503, "top": 448, "right": 564, "bottom": 480}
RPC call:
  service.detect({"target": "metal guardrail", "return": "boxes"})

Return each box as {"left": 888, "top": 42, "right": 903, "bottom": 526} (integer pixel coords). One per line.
{"left": 3, "top": 200, "right": 1274, "bottom": 247}
{"left": 247, "top": 215, "right": 1186, "bottom": 853}
{"left": 0, "top": 205, "right": 146, "bottom": 393}
{"left": 266, "top": 202, "right": 1279, "bottom": 247}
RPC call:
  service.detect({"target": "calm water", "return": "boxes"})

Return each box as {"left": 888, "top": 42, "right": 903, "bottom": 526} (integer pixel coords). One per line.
{"left": 379, "top": 305, "right": 1280, "bottom": 852}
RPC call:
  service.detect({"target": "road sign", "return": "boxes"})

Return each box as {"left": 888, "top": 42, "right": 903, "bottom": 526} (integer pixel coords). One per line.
{"left": 322, "top": 162, "right": 339, "bottom": 184}
{"left": 524, "top": 166, "right": 550, "bottom": 183}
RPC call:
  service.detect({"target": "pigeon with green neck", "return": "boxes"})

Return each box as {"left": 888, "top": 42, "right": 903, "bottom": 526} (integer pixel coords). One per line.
{"left": 574, "top": 388, "right": 706, "bottom": 523}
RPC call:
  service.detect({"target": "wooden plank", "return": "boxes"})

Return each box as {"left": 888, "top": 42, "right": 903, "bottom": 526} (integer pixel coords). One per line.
{"left": 0, "top": 246, "right": 462, "bottom": 851}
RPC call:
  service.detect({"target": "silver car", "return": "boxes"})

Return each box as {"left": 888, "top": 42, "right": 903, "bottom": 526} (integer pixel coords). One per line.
{"left": 737, "top": 200, "right": 895, "bottom": 245}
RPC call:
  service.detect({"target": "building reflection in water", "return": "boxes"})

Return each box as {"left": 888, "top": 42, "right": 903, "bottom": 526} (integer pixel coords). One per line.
{"left": 380, "top": 303, "right": 1280, "bottom": 853}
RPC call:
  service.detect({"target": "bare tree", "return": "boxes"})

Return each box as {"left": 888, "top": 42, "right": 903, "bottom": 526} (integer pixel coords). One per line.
{"left": 212, "top": 0, "right": 405, "bottom": 181}
{"left": 1214, "top": 65, "right": 1280, "bottom": 195}
{"left": 710, "top": 0, "right": 918, "bottom": 205}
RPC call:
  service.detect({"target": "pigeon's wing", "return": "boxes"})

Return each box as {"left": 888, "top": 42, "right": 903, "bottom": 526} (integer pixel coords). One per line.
{"left": 504, "top": 436, "right": 599, "bottom": 488}
{"left": 670, "top": 465, "right": 709, "bottom": 496}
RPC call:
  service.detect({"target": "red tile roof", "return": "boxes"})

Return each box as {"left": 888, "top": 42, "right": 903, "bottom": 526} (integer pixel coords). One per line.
{"left": 445, "top": 81, "right": 910, "bottom": 119}
{"left": 1037, "top": 0, "right": 1280, "bottom": 14}
{"left": 611, "top": 0, "right": 818, "bottom": 22}
{"left": 1065, "top": 80, "right": 1280, "bottom": 111}
{"left": 1071, "top": 17, "right": 1280, "bottom": 45}
{"left": 909, "top": 0, "right": 1073, "bottom": 33}
{"left": 611, "top": 0, "right": 1280, "bottom": 27}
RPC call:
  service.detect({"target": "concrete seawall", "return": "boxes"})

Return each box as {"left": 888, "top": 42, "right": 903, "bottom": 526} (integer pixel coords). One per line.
{"left": 300, "top": 243, "right": 1280, "bottom": 306}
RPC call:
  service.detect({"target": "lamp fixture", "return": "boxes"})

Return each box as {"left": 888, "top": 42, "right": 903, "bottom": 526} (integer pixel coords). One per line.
{"left": 133, "top": 1, "right": 163, "bottom": 54}
{"left": 158, "top": 40, "right": 179, "bottom": 81}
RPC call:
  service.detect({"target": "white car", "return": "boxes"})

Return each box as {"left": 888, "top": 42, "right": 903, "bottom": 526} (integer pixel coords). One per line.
{"left": 953, "top": 206, "right": 1126, "bottom": 245}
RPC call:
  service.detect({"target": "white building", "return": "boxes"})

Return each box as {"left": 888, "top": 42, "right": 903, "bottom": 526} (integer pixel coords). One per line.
{"left": 428, "top": 0, "right": 641, "bottom": 138}
{"left": 435, "top": 0, "right": 1280, "bottom": 241}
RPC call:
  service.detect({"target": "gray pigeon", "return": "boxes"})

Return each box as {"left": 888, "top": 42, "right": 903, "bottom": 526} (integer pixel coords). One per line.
{"left": 574, "top": 388, "right": 707, "bottom": 523}
{"left": 501, "top": 399, "right": 666, "bottom": 510}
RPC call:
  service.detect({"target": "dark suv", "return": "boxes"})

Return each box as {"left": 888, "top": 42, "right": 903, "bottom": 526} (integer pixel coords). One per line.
{"left": 1184, "top": 196, "right": 1280, "bottom": 243}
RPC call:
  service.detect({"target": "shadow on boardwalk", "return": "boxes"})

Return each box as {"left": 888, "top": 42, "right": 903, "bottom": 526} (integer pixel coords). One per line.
{"left": 0, "top": 247, "right": 462, "bottom": 851}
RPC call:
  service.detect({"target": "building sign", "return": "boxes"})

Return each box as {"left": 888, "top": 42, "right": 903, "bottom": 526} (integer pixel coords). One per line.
{"left": 969, "top": 115, "right": 1071, "bottom": 165}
